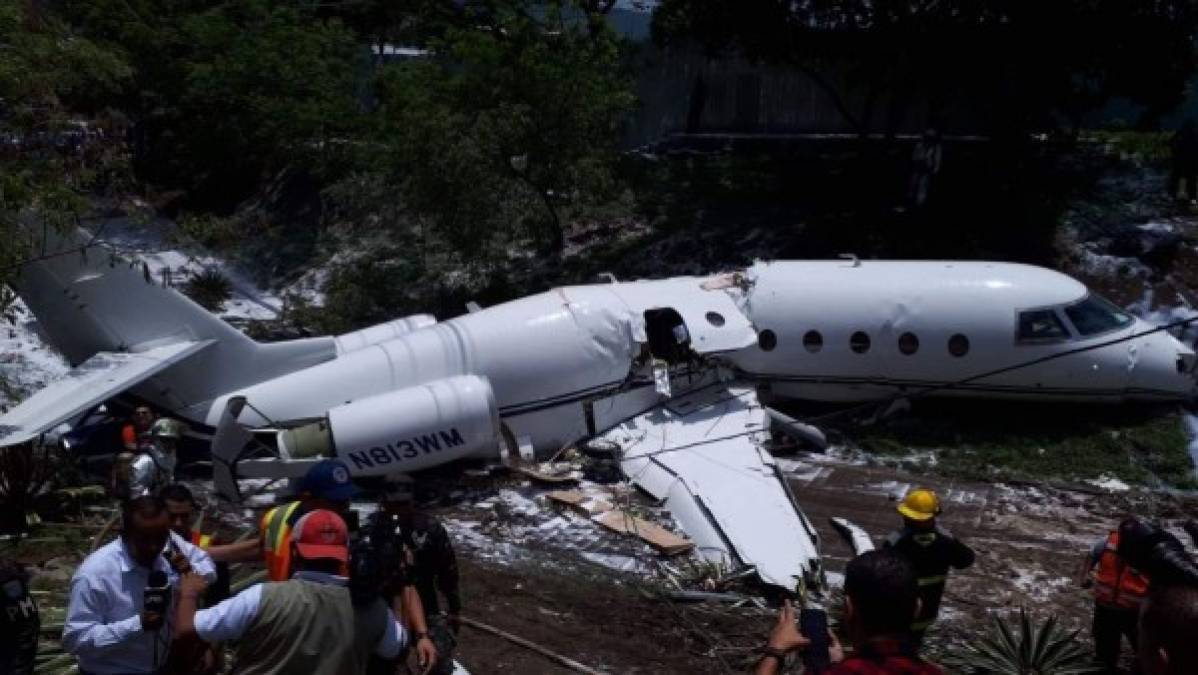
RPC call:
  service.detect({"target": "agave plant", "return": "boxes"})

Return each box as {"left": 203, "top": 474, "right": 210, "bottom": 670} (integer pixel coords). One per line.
{"left": 942, "top": 608, "right": 1101, "bottom": 675}
{"left": 183, "top": 267, "right": 234, "bottom": 311}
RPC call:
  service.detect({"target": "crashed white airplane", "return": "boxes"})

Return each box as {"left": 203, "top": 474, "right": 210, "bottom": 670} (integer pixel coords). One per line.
{"left": 2, "top": 228, "right": 1195, "bottom": 592}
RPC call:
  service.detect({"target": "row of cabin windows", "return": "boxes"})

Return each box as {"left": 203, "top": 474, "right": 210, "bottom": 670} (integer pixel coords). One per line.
{"left": 757, "top": 329, "right": 970, "bottom": 357}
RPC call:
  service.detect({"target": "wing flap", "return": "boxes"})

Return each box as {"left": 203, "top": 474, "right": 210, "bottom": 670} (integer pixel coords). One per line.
{"left": 0, "top": 340, "right": 214, "bottom": 446}
{"left": 605, "top": 384, "right": 821, "bottom": 590}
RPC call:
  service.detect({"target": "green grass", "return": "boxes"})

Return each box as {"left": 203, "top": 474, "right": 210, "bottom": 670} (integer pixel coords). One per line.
{"left": 840, "top": 401, "right": 1197, "bottom": 490}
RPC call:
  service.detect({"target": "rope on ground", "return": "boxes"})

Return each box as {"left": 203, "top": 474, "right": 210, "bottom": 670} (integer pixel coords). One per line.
{"left": 458, "top": 615, "right": 603, "bottom": 675}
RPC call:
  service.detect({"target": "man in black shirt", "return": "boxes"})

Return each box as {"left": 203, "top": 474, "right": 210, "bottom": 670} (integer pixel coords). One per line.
{"left": 363, "top": 485, "right": 461, "bottom": 675}
{"left": 883, "top": 487, "right": 975, "bottom": 646}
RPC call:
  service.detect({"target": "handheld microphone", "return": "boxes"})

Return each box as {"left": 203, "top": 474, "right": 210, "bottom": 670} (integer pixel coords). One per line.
{"left": 143, "top": 570, "right": 171, "bottom": 623}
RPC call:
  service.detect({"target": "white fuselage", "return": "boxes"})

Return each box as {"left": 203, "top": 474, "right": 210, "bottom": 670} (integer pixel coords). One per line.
{"left": 732, "top": 261, "right": 1196, "bottom": 402}
{"left": 201, "top": 260, "right": 1195, "bottom": 460}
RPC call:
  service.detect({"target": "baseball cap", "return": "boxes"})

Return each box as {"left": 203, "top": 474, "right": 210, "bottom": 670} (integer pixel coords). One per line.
{"left": 292, "top": 509, "right": 349, "bottom": 563}
{"left": 298, "top": 459, "right": 359, "bottom": 501}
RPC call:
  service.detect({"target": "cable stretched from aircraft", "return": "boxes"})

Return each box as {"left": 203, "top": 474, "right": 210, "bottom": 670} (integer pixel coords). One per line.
{"left": 624, "top": 312, "right": 1198, "bottom": 466}
{"left": 801, "top": 312, "right": 1198, "bottom": 427}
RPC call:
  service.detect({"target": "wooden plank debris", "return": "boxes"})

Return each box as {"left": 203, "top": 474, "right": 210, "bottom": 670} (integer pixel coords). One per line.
{"left": 546, "top": 490, "right": 612, "bottom": 515}
{"left": 592, "top": 509, "right": 694, "bottom": 556}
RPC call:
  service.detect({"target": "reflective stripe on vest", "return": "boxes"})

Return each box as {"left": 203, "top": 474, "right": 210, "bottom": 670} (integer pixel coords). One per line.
{"left": 190, "top": 531, "right": 213, "bottom": 549}
{"left": 1092, "top": 531, "right": 1150, "bottom": 610}
{"left": 262, "top": 501, "right": 303, "bottom": 581}
{"left": 917, "top": 575, "right": 947, "bottom": 587}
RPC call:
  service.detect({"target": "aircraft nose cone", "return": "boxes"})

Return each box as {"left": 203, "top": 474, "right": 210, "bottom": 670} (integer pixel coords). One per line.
{"left": 1127, "top": 324, "right": 1198, "bottom": 399}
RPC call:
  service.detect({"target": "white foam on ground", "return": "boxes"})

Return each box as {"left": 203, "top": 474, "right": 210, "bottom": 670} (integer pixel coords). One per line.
{"left": 1086, "top": 474, "right": 1131, "bottom": 492}
{"left": 1129, "top": 288, "right": 1198, "bottom": 336}
{"left": 0, "top": 297, "right": 70, "bottom": 411}
{"left": 97, "top": 216, "right": 284, "bottom": 321}
{"left": 1077, "top": 247, "right": 1151, "bottom": 280}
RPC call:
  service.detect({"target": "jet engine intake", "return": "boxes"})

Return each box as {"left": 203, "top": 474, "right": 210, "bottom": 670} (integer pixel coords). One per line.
{"left": 277, "top": 375, "right": 500, "bottom": 475}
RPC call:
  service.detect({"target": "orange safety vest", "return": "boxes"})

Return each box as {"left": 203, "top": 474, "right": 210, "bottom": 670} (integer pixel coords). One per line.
{"left": 1092, "top": 531, "right": 1150, "bottom": 610}
{"left": 261, "top": 501, "right": 304, "bottom": 582}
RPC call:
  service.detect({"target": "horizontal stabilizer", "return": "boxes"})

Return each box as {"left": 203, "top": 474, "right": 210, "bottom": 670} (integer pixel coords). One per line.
{"left": 0, "top": 340, "right": 214, "bottom": 446}
{"left": 604, "top": 384, "right": 821, "bottom": 591}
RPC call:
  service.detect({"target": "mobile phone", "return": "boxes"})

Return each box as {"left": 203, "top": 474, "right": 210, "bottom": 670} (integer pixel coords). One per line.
{"left": 800, "top": 607, "right": 831, "bottom": 673}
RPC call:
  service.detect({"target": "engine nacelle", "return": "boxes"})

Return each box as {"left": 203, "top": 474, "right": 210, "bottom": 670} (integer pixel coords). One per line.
{"left": 277, "top": 375, "right": 500, "bottom": 475}
{"left": 333, "top": 314, "right": 437, "bottom": 355}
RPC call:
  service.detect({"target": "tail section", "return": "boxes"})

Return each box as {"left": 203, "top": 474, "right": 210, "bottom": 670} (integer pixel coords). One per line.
{"left": 11, "top": 225, "right": 337, "bottom": 422}
{"left": 13, "top": 225, "right": 253, "bottom": 365}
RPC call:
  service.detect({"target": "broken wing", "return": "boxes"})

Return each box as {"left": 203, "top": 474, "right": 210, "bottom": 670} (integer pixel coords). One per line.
{"left": 0, "top": 340, "right": 214, "bottom": 446}
{"left": 601, "top": 383, "right": 822, "bottom": 591}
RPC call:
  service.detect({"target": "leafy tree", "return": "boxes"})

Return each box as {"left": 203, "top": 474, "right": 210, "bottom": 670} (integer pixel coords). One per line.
{"left": 178, "top": 1, "right": 363, "bottom": 203}
{"left": 62, "top": 0, "right": 363, "bottom": 208}
{"left": 362, "top": 0, "right": 635, "bottom": 254}
{"left": 0, "top": 0, "right": 131, "bottom": 315}
{"left": 652, "top": 1, "right": 1198, "bottom": 136}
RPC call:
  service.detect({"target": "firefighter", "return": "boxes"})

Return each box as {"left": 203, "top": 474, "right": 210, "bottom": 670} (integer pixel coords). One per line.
{"left": 883, "top": 487, "right": 975, "bottom": 646}
{"left": 1081, "top": 518, "right": 1151, "bottom": 673}
{"left": 124, "top": 419, "right": 182, "bottom": 499}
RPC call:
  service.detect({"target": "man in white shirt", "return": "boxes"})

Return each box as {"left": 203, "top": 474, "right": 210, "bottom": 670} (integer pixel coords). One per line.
{"left": 175, "top": 509, "right": 408, "bottom": 675}
{"left": 64, "top": 496, "right": 217, "bottom": 674}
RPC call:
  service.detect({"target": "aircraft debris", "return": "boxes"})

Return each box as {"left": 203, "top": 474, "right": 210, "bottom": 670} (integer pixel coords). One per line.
{"left": 592, "top": 509, "right": 694, "bottom": 556}
{"left": 8, "top": 224, "right": 1198, "bottom": 595}
{"left": 513, "top": 464, "right": 580, "bottom": 485}
{"left": 546, "top": 490, "right": 613, "bottom": 516}
{"left": 829, "top": 517, "right": 876, "bottom": 555}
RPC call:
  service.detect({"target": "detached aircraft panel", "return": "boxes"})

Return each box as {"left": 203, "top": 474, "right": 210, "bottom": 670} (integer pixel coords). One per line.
{"left": 0, "top": 340, "right": 214, "bottom": 446}
{"left": 606, "top": 383, "right": 821, "bottom": 590}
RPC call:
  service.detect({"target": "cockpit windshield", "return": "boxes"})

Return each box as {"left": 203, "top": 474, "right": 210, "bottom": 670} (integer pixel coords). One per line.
{"left": 1064, "top": 294, "right": 1134, "bottom": 337}
{"left": 1018, "top": 309, "right": 1069, "bottom": 342}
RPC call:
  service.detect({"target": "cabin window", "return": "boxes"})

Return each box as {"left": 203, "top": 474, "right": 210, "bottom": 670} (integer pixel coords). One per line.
{"left": 948, "top": 333, "right": 970, "bottom": 357}
{"left": 898, "top": 332, "right": 919, "bottom": 355}
{"left": 803, "top": 330, "right": 823, "bottom": 353}
{"left": 850, "top": 331, "right": 871, "bottom": 354}
{"left": 705, "top": 311, "right": 726, "bottom": 327}
{"left": 1064, "top": 295, "right": 1133, "bottom": 337}
{"left": 1017, "top": 309, "right": 1069, "bottom": 343}
{"left": 759, "top": 329, "right": 777, "bottom": 351}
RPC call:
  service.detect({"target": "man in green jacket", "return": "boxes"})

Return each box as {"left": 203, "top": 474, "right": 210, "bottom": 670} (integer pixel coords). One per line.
{"left": 175, "top": 510, "right": 406, "bottom": 675}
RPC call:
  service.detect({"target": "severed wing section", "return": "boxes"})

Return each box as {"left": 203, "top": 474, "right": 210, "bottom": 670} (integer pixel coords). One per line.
{"left": 602, "top": 383, "right": 822, "bottom": 591}
{"left": 0, "top": 340, "right": 214, "bottom": 446}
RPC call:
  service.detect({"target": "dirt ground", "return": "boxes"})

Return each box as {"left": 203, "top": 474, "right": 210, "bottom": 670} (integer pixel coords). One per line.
{"left": 438, "top": 458, "right": 1198, "bottom": 674}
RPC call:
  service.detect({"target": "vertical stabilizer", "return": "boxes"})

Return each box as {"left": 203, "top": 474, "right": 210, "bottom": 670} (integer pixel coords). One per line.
{"left": 10, "top": 225, "right": 337, "bottom": 421}
{"left": 13, "top": 226, "right": 252, "bottom": 365}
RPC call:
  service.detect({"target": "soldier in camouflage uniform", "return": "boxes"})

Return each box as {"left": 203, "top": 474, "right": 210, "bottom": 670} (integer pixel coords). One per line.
{"left": 363, "top": 485, "right": 461, "bottom": 675}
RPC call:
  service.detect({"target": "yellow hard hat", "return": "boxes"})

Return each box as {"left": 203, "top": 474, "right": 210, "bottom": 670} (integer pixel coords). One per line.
{"left": 897, "top": 488, "right": 941, "bottom": 521}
